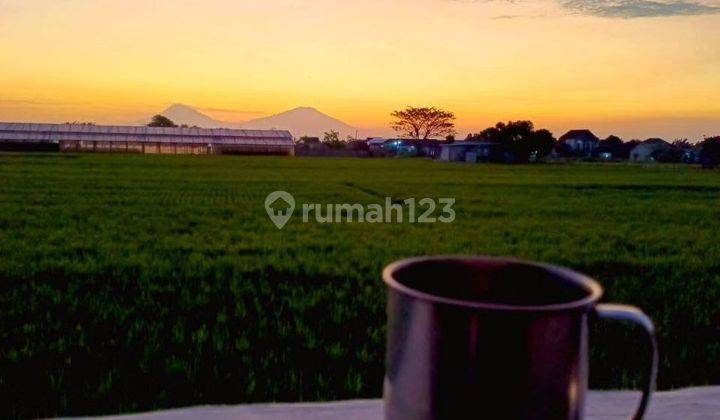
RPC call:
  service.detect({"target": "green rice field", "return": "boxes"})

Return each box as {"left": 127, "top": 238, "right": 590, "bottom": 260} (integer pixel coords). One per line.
{"left": 1, "top": 153, "right": 719, "bottom": 417}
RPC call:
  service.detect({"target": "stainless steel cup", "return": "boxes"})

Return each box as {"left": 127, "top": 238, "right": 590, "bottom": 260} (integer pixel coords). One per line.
{"left": 383, "top": 256, "right": 658, "bottom": 420}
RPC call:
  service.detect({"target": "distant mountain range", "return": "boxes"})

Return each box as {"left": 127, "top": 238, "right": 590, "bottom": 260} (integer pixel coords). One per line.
{"left": 154, "top": 104, "right": 357, "bottom": 139}
{"left": 158, "top": 104, "right": 230, "bottom": 129}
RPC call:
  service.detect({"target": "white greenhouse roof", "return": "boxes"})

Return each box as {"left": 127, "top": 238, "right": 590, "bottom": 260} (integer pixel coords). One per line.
{"left": 0, "top": 122, "right": 293, "bottom": 145}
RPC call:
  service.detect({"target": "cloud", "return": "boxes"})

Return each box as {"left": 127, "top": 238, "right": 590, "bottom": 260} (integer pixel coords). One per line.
{"left": 444, "top": 0, "right": 720, "bottom": 18}
{"left": 560, "top": 0, "right": 720, "bottom": 18}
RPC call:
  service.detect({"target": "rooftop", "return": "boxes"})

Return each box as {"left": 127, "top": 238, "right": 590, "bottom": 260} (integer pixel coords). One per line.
{"left": 0, "top": 122, "right": 294, "bottom": 145}
{"left": 0, "top": 122, "right": 292, "bottom": 139}
{"left": 559, "top": 129, "right": 600, "bottom": 143}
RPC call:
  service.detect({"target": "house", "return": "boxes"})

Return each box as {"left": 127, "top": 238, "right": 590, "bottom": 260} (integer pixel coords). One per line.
{"left": 438, "top": 142, "right": 508, "bottom": 163}
{"left": 439, "top": 142, "right": 481, "bottom": 162}
{"left": 629, "top": 139, "right": 672, "bottom": 162}
{"left": 558, "top": 130, "right": 600, "bottom": 156}
{"left": 381, "top": 139, "right": 444, "bottom": 158}
{"left": 408, "top": 140, "right": 444, "bottom": 158}
{"left": 366, "top": 138, "right": 386, "bottom": 151}
{"left": 347, "top": 140, "right": 369, "bottom": 151}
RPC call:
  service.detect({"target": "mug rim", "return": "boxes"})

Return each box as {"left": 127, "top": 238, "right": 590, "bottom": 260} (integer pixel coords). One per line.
{"left": 383, "top": 256, "right": 603, "bottom": 312}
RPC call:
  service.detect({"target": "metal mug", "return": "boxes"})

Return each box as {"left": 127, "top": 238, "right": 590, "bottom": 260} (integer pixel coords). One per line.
{"left": 383, "top": 256, "right": 658, "bottom": 420}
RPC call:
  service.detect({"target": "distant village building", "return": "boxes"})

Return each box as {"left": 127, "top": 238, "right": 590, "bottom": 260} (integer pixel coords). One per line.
{"left": 439, "top": 142, "right": 507, "bottom": 163}
{"left": 381, "top": 139, "right": 444, "bottom": 158}
{"left": 364, "top": 138, "right": 384, "bottom": 152}
{"left": 0, "top": 122, "right": 294, "bottom": 155}
{"left": 629, "top": 139, "right": 672, "bottom": 162}
{"left": 440, "top": 142, "right": 480, "bottom": 162}
{"left": 346, "top": 140, "right": 370, "bottom": 152}
{"left": 558, "top": 130, "right": 600, "bottom": 156}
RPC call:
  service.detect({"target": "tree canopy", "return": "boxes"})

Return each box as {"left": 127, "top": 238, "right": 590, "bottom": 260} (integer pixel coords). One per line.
{"left": 601, "top": 135, "right": 623, "bottom": 148}
{"left": 322, "top": 130, "right": 345, "bottom": 149}
{"left": 297, "top": 136, "right": 320, "bottom": 145}
{"left": 700, "top": 136, "right": 720, "bottom": 168}
{"left": 671, "top": 139, "right": 692, "bottom": 149}
{"left": 390, "top": 106, "right": 456, "bottom": 140}
{"left": 147, "top": 115, "right": 177, "bottom": 127}
{"left": 467, "top": 120, "right": 556, "bottom": 162}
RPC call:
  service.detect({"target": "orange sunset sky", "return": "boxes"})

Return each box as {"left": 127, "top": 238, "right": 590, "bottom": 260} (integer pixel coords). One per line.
{"left": 1, "top": 0, "right": 719, "bottom": 140}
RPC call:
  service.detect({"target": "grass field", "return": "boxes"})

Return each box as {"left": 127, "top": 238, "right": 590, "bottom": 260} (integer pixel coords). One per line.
{"left": 1, "top": 153, "right": 719, "bottom": 417}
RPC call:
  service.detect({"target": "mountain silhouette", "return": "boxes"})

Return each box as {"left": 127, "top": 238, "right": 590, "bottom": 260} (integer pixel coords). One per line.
{"left": 158, "top": 104, "right": 240, "bottom": 128}
{"left": 241, "top": 107, "right": 357, "bottom": 139}
{"left": 151, "top": 104, "right": 357, "bottom": 138}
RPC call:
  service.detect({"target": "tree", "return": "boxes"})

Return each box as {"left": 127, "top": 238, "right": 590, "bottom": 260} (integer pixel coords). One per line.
{"left": 322, "top": 130, "right": 345, "bottom": 149}
{"left": 148, "top": 115, "right": 177, "bottom": 127}
{"left": 671, "top": 139, "right": 697, "bottom": 163}
{"left": 503, "top": 120, "right": 535, "bottom": 143}
{"left": 554, "top": 141, "right": 573, "bottom": 158}
{"left": 473, "top": 123, "right": 505, "bottom": 143}
{"left": 652, "top": 146, "right": 682, "bottom": 163}
{"left": 652, "top": 139, "right": 691, "bottom": 163}
{"left": 601, "top": 135, "right": 623, "bottom": 149}
{"left": 469, "top": 121, "right": 536, "bottom": 145}
{"left": 297, "top": 136, "right": 320, "bottom": 146}
{"left": 519, "top": 128, "right": 556, "bottom": 161}
{"left": 467, "top": 120, "right": 556, "bottom": 162}
{"left": 618, "top": 140, "right": 641, "bottom": 159}
{"left": 390, "top": 106, "right": 456, "bottom": 140}
{"left": 599, "top": 135, "right": 624, "bottom": 158}
{"left": 672, "top": 139, "right": 692, "bottom": 149}
{"left": 700, "top": 136, "right": 720, "bottom": 168}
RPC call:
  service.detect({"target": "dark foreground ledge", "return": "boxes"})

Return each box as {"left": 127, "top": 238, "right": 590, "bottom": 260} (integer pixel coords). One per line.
{"left": 64, "top": 387, "right": 720, "bottom": 420}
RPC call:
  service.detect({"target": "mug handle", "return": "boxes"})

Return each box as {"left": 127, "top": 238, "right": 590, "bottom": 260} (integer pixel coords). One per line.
{"left": 594, "top": 304, "right": 659, "bottom": 420}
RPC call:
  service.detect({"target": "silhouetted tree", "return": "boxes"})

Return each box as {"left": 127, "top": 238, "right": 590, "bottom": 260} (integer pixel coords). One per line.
{"left": 671, "top": 139, "right": 699, "bottom": 163}
{"left": 554, "top": 142, "right": 573, "bottom": 157}
{"left": 519, "top": 128, "right": 556, "bottom": 161}
{"left": 618, "top": 139, "right": 641, "bottom": 159}
{"left": 503, "top": 121, "right": 535, "bottom": 143}
{"left": 654, "top": 139, "right": 692, "bottom": 163}
{"left": 148, "top": 115, "right": 177, "bottom": 127}
{"left": 601, "top": 135, "right": 623, "bottom": 149}
{"left": 597, "top": 135, "right": 624, "bottom": 159}
{"left": 297, "top": 136, "right": 320, "bottom": 145}
{"left": 322, "top": 130, "right": 345, "bottom": 149}
{"left": 700, "top": 136, "right": 720, "bottom": 168}
{"left": 390, "top": 106, "right": 456, "bottom": 139}
{"left": 652, "top": 146, "right": 682, "bottom": 163}
{"left": 467, "top": 120, "right": 556, "bottom": 162}
{"left": 473, "top": 124, "right": 504, "bottom": 143}
{"left": 672, "top": 139, "right": 692, "bottom": 149}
